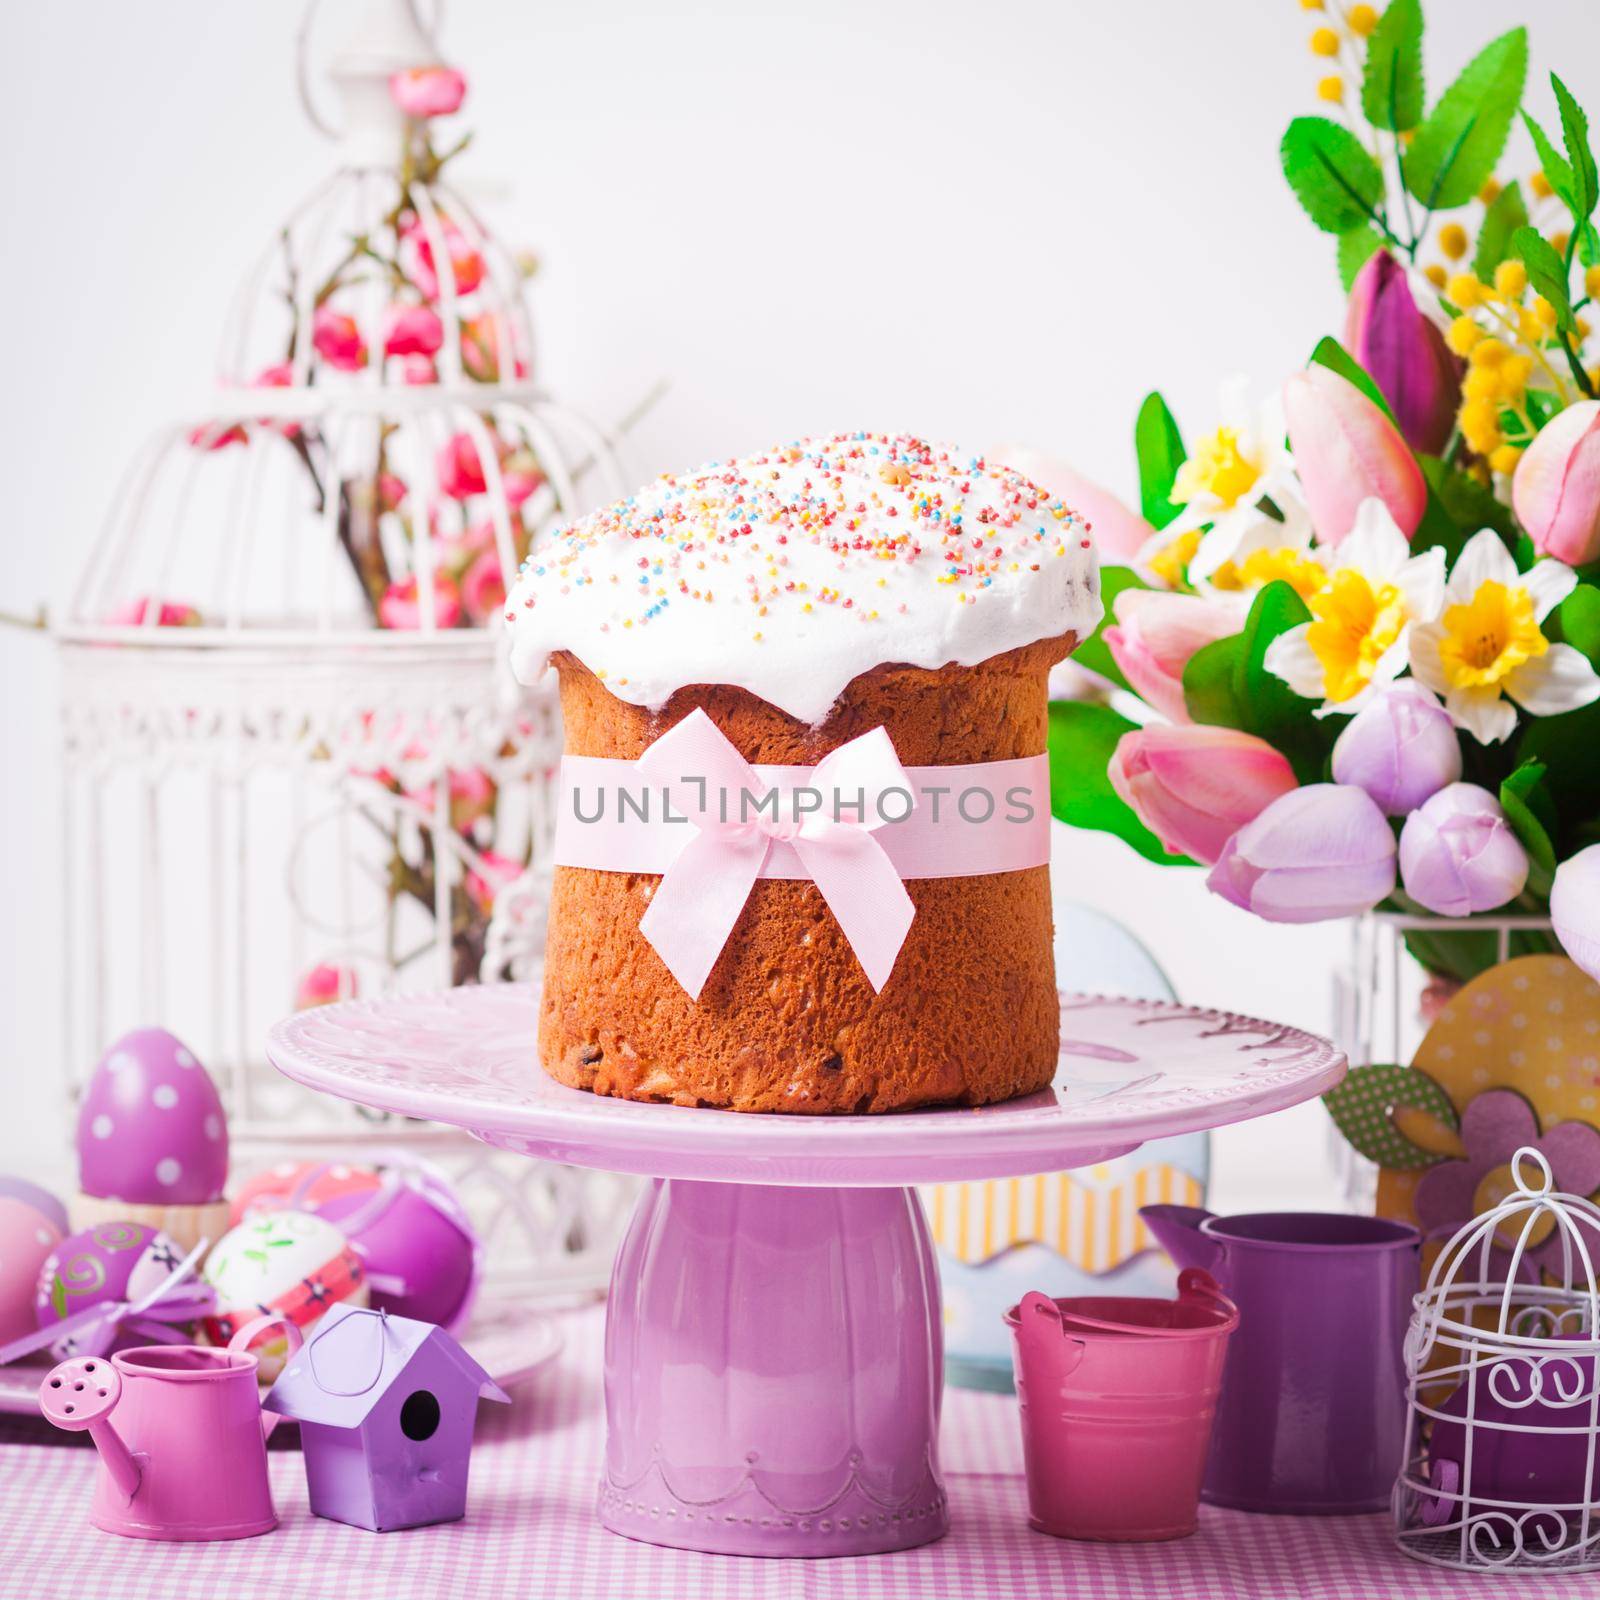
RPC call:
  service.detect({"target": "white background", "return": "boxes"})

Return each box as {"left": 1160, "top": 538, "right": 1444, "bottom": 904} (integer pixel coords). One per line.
{"left": 2, "top": 0, "right": 1592, "bottom": 1201}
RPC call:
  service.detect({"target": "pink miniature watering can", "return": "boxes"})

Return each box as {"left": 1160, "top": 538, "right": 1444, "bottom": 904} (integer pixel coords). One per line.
{"left": 1141, "top": 1205, "right": 1420, "bottom": 1513}
{"left": 38, "top": 1314, "right": 301, "bottom": 1541}
{"left": 1005, "top": 1269, "right": 1238, "bottom": 1541}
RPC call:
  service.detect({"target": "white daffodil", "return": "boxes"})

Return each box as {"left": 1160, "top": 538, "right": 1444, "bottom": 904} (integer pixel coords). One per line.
{"left": 1408, "top": 528, "right": 1600, "bottom": 744}
{"left": 1140, "top": 376, "right": 1300, "bottom": 590}
{"left": 1188, "top": 489, "right": 1325, "bottom": 603}
{"left": 1264, "top": 498, "right": 1446, "bottom": 715}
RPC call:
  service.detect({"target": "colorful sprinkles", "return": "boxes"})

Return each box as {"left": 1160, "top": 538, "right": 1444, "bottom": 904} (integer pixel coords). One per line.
{"left": 506, "top": 432, "right": 1091, "bottom": 639}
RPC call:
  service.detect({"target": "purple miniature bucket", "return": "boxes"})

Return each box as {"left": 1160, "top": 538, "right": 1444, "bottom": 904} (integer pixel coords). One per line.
{"left": 1142, "top": 1206, "right": 1421, "bottom": 1513}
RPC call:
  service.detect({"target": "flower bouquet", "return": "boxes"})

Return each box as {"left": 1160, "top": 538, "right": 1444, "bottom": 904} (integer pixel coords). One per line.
{"left": 1048, "top": 0, "right": 1600, "bottom": 993}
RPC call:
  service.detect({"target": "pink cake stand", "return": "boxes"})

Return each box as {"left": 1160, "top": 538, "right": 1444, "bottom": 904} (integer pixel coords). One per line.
{"left": 267, "top": 983, "right": 1344, "bottom": 1559}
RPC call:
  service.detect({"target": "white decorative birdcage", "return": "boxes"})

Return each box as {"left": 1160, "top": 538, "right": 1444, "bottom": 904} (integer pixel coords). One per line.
{"left": 52, "top": 0, "right": 651, "bottom": 1296}
{"left": 1330, "top": 909, "right": 1559, "bottom": 1210}
{"left": 1395, "top": 1145, "right": 1600, "bottom": 1573}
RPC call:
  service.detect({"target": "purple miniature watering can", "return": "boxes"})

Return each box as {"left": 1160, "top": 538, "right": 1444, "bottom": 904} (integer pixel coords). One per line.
{"left": 38, "top": 1314, "right": 301, "bottom": 1541}
{"left": 1141, "top": 1206, "right": 1421, "bottom": 1513}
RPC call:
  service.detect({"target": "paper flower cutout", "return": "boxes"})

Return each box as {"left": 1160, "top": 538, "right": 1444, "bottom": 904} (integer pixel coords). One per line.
{"left": 1323, "top": 1062, "right": 1459, "bottom": 1169}
{"left": 1413, "top": 1089, "right": 1600, "bottom": 1276}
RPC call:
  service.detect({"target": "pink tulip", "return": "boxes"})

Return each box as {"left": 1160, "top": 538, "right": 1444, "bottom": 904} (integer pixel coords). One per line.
{"left": 1552, "top": 845, "right": 1600, "bottom": 982}
{"left": 1331, "top": 683, "right": 1462, "bottom": 815}
{"left": 397, "top": 353, "right": 437, "bottom": 385}
{"left": 295, "top": 962, "right": 359, "bottom": 1011}
{"left": 1108, "top": 724, "right": 1299, "bottom": 865}
{"left": 106, "top": 597, "right": 201, "bottom": 628}
{"left": 990, "top": 447, "right": 1155, "bottom": 564}
{"left": 503, "top": 465, "right": 541, "bottom": 509}
{"left": 312, "top": 306, "right": 366, "bottom": 372}
{"left": 403, "top": 215, "right": 485, "bottom": 299}
{"left": 1512, "top": 400, "right": 1600, "bottom": 567}
{"left": 1207, "top": 784, "right": 1397, "bottom": 922}
{"left": 1283, "top": 365, "right": 1425, "bottom": 545}
{"left": 466, "top": 849, "right": 524, "bottom": 914}
{"left": 1103, "top": 590, "right": 1242, "bottom": 723}
{"left": 383, "top": 303, "right": 444, "bottom": 358}
{"left": 436, "top": 432, "right": 488, "bottom": 499}
{"left": 389, "top": 66, "right": 468, "bottom": 119}
{"left": 1343, "top": 251, "right": 1462, "bottom": 457}
{"left": 378, "top": 472, "right": 407, "bottom": 512}
{"left": 461, "top": 547, "right": 507, "bottom": 623}
{"left": 378, "top": 573, "right": 463, "bottom": 630}
{"left": 1399, "top": 783, "right": 1529, "bottom": 917}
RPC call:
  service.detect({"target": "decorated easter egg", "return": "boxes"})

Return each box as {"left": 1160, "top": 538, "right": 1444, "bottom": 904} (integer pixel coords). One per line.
{"left": 202, "top": 1210, "right": 366, "bottom": 1350}
{"left": 0, "top": 1197, "right": 63, "bottom": 1346}
{"left": 317, "top": 1164, "right": 480, "bottom": 1331}
{"left": 228, "top": 1159, "right": 380, "bottom": 1227}
{"left": 76, "top": 1028, "right": 228, "bottom": 1205}
{"left": 0, "top": 1176, "right": 68, "bottom": 1234}
{"left": 34, "top": 1221, "right": 184, "bottom": 1357}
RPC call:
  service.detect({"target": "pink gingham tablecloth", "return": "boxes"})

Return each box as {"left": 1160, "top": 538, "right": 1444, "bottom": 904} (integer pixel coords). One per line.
{"left": 0, "top": 1304, "right": 1585, "bottom": 1600}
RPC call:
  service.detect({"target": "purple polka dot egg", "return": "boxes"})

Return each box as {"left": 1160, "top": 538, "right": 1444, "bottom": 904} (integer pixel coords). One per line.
{"left": 76, "top": 1028, "right": 228, "bottom": 1205}
{"left": 34, "top": 1221, "right": 184, "bottom": 1357}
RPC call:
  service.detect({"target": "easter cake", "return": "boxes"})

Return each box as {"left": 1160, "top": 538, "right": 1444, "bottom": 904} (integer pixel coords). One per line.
{"left": 506, "top": 433, "right": 1100, "bottom": 1113}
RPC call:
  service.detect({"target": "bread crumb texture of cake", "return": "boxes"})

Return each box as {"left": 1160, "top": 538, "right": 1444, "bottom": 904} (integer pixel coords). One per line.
{"left": 506, "top": 432, "right": 1102, "bottom": 1113}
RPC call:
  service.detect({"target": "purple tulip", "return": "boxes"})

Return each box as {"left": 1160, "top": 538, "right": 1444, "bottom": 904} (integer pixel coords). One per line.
{"left": 1207, "top": 784, "right": 1397, "bottom": 923}
{"left": 1343, "top": 249, "right": 1463, "bottom": 457}
{"left": 1331, "top": 684, "right": 1463, "bottom": 816}
{"left": 1552, "top": 845, "right": 1600, "bottom": 982}
{"left": 1398, "top": 783, "right": 1529, "bottom": 917}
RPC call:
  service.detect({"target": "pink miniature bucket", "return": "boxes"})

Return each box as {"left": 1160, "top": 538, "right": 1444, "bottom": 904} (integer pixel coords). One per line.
{"left": 1005, "top": 1268, "right": 1238, "bottom": 1542}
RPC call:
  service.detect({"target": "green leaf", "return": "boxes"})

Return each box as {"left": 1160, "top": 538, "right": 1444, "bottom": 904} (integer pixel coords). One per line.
{"left": 1558, "top": 584, "right": 1600, "bottom": 670}
{"left": 1473, "top": 180, "right": 1529, "bottom": 281}
{"left": 1046, "top": 701, "right": 1191, "bottom": 867}
{"left": 1500, "top": 760, "right": 1558, "bottom": 894}
{"left": 1362, "top": 0, "right": 1425, "bottom": 132}
{"left": 1281, "top": 116, "right": 1386, "bottom": 234}
{"left": 1182, "top": 634, "right": 1247, "bottom": 728}
{"left": 1406, "top": 28, "right": 1528, "bottom": 211}
{"left": 1512, "top": 225, "right": 1574, "bottom": 333}
{"left": 1134, "top": 393, "right": 1186, "bottom": 531}
{"left": 1310, "top": 335, "right": 1399, "bottom": 424}
{"left": 1323, "top": 1063, "right": 1458, "bottom": 1170}
{"left": 1338, "top": 226, "right": 1386, "bottom": 292}
{"left": 1523, "top": 109, "right": 1577, "bottom": 208}
{"left": 1069, "top": 565, "right": 1146, "bottom": 691}
{"left": 1517, "top": 699, "right": 1600, "bottom": 829}
{"left": 1553, "top": 73, "right": 1599, "bottom": 222}
{"left": 1418, "top": 454, "right": 1515, "bottom": 543}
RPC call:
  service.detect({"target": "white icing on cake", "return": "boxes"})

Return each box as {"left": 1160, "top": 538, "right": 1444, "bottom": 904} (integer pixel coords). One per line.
{"left": 506, "top": 432, "right": 1102, "bottom": 724}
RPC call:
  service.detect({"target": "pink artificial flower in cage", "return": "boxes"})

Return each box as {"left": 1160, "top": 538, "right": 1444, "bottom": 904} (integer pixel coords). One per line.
{"left": 461, "top": 314, "right": 530, "bottom": 383}
{"left": 402, "top": 213, "right": 486, "bottom": 300}
{"left": 378, "top": 472, "right": 408, "bottom": 512}
{"left": 250, "top": 360, "right": 302, "bottom": 439}
{"left": 401, "top": 767, "right": 497, "bottom": 832}
{"left": 466, "top": 850, "right": 525, "bottom": 914}
{"left": 188, "top": 420, "right": 247, "bottom": 450}
{"left": 294, "top": 963, "right": 360, "bottom": 1011}
{"left": 389, "top": 65, "right": 468, "bottom": 119}
{"left": 312, "top": 306, "right": 367, "bottom": 372}
{"left": 436, "top": 432, "right": 489, "bottom": 498}
{"left": 105, "top": 597, "right": 202, "bottom": 628}
{"left": 1413, "top": 1089, "right": 1600, "bottom": 1278}
{"left": 397, "top": 352, "right": 437, "bottom": 385}
{"left": 378, "top": 572, "right": 463, "bottom": 629}
{"left": 502, "top": 461, "right": 542, "bottom": 509}
{"left": 461, "top": 547, "right": 506, "bottom": 623}
{"left": 383, "top": 303, "right": 444, "bottom": 359}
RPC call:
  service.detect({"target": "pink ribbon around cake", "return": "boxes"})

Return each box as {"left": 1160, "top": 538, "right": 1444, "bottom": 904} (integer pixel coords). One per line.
{"left": 553, "top": 709, "right": 1051, "bottom": 999}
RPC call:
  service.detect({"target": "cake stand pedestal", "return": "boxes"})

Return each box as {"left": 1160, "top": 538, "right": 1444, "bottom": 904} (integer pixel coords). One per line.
{"left": 267, "top": 984, "right": 1344, "bottom": 1558}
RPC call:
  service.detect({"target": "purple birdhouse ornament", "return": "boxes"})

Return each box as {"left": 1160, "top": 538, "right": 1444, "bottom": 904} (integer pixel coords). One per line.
{"left": 263, "top": 1303, "right": 508, "bottom": 1531}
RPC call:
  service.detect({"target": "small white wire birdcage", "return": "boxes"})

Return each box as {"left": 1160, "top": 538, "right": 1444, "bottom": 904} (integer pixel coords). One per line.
{"left": 1394, "top": 1145, "right": 1600, "bottom": 1573}
{"left": 51, "top": 0, "right": 651, "bottom": 1297}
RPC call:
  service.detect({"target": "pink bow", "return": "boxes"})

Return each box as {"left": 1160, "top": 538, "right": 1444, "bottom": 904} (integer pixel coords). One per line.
{"left": 635, "top": 709, "right": 917, "bottom": 999}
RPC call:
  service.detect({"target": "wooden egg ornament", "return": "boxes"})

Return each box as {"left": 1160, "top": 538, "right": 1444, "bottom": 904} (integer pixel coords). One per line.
{"left": 316, "top": 1163, "right": 481, "bottom": 1332}
{"left": 73, "top": 1028, "right": 230, "bottom": 1257}
{"left": 0, "top": 1196, "right": 63, "bottom": 1346}
{"left": 228, "top": 1159, "right": 381, "bottom": 1227}
{"left": 33, "top": 1222, "right": 187, "bottom": 1358}
{"left": 203, "top": 1211, "right": 366, "bottom": 1379}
